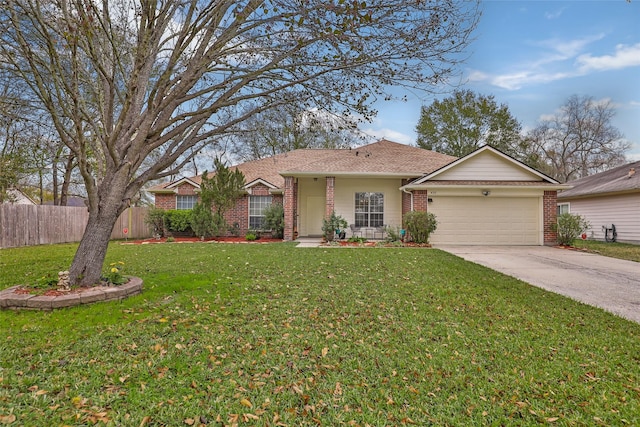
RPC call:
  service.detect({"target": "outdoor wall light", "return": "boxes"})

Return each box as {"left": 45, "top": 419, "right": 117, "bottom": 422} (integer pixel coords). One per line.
{"left": 482, "top": 190, "right": 490, "bottom": 196}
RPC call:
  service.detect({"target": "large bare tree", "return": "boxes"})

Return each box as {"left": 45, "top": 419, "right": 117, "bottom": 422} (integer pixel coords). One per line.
{"left": 232, "top": 104, "right": 366, "bottom": 161}
{"left": 0, "top": 0, "right": 480, "bottom": 286}
{"left": 525, "top": 95, "right": 630, "bottom": 182}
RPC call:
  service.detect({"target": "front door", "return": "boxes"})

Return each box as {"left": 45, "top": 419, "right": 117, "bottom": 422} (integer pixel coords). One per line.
{"left": 306, "top": 196, "right": 325, "bottom": 236}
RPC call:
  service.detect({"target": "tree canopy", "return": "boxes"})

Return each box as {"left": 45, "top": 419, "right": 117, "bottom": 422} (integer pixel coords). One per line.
{"left": 415, "top": 90, "right": 523, "bottom": 158}
{"left": 524, "top": 95, "right": 629, "bottom": 182}
{"left": 0, "top": 0, "right": 480, "bottom": 285}
{"left": 232, "top": 105, "right": 365, "bottom": 161}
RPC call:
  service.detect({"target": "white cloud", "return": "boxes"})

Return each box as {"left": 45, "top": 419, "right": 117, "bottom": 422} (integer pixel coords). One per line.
{"left": 472, "top": 34, "right": 637, "bottom": 91}
{"left": 544, "top": 7, "right": 565, "bottom": 20}
{"left": 491, "top": 71, "right": 573, "bottom": 91}
{"left": 361, "top": 127, "right": 414, "bottom": 145}
{"left": 577, "top": 43, "right": 640, "bottom": 72}
{"left": 531, "top": 34, "right": 605, "bottom": 64}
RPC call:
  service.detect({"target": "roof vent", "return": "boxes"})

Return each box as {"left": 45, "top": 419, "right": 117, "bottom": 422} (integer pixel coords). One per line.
{"left": 629, "top": 167, "right": 636, "bottom": 179}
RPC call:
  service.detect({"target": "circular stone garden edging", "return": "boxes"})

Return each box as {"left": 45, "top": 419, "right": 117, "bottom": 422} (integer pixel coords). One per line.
{"left": 0, "top": 277, "right": 143, "bottom": 311}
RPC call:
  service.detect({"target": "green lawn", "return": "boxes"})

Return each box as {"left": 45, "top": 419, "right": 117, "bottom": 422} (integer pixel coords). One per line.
{"left": 1, "top": 242, "right": 639, "bottom": 426}
{"left": 570, "top": 239, "right": 640, "bottom": 263}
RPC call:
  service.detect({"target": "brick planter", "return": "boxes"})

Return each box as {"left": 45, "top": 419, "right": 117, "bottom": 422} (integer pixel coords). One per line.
{"left": 0, "top": 277, "right": 143, "bottom": 311}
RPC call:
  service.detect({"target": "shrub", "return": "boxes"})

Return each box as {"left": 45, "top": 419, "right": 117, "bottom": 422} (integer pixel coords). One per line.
{"left": 321, "top": 211, "right": 348, "bottom": 241}
{"left": 190, "top": 203, "right": 216, "bottom": 239}
{"left": 384, "top": 225, "right": 402, "bottom": 242}
{"left": 245, "top": 232, "right": 258, "bottom": 241}
{"left": 228, "top": 222, "right": 241, "bottom": 236}
{"left": 164, "top": 210, "right": 193, "bottom": 232}
{"left": 552, "top": 213, "right": 590, "bottom": 246}
{"left": 403, "top": 211, "right": 437, "bottom": 244}
{"left": 263, "top": 203, "right": 285, "bottom": 238}
{"left": 145, "top": 207, "right": 166, "bottom": 237}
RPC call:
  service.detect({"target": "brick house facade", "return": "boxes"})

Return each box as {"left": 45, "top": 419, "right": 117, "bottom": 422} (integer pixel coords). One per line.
{"left": 150, "top": 140, "right": 568, "bottom": 245}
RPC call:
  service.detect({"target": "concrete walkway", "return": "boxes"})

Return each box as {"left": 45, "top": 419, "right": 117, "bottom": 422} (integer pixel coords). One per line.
{"left": 295, "top": 237, "right": 323, "bottom": 248}
{"left": 435, "top": 245, "right": 640, "bottom": 324}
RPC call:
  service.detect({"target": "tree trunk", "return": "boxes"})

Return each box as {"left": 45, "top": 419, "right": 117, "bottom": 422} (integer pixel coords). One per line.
{"left": 60, "top": 154, "right": 74, "bottom": 206}
{"left": 68, "top": 202, "right": 121, "bottom": 286}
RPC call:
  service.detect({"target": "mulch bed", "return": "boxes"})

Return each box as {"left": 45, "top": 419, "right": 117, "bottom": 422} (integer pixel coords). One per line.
{"left": 124, "top": 237, "right": 283, "bottom": 245}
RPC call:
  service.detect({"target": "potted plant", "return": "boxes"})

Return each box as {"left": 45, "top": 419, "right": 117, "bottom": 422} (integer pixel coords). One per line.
{"left": 322, "top": 211, "right": 348, "bottom": 242}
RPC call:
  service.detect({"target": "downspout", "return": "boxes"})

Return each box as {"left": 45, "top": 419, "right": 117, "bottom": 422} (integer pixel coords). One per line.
{"left": 402, "top": 187, "right": 414, "bottom": 212}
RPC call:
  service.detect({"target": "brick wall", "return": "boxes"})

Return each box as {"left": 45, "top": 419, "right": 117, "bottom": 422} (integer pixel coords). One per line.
{"left": 284, "top": 176, "right": 295, "bottom": 241}
{"left": 155, "top": 193, "right": 176, "bottom": 210}
{"left": 325, "top": 176, "right": 335, "bottom": 217}
{"left": 413, "top": 190, "right": 429, "bottom": 212}
{"left": 154, "top": 183, "right": 199, "bottom": 210}
{"left": 543, "top": 190, "right": 558, "bottom": 245}
{"left": 153, "top": 182, "right": 284, "bottom": 237}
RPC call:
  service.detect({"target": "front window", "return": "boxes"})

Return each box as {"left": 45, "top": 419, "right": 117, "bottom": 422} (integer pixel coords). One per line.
{"left": 557, "top": 203, "right": 570, "bottom": 215}
{"left": 249, "top": 195, "right": 272, "bottom": 229}
{"left": 355, "top": 192, "right": 384, "bottom": 227}
{"left": 176, "top": 195, "right": 197, "bottom": 210}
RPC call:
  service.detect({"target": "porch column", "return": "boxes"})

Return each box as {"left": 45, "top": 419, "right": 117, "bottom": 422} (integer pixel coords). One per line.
{"left": 283, "top": 176, "right": 295, "bottom": 241}
{"left": 543, "top": 190, "right": 558, "bottom": 246}
{"left": 325, "top": 176, "right": 335, "bottom": 217}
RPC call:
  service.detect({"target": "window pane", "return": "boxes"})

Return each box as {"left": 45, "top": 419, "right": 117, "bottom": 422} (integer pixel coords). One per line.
{"left": 354, "top": 192, "right": 383, "bottom": 227}
{"left": 249, "top": 196, "right": 272, "bottom": 229}
{"left": 176, "top": 195, "right": 197, "bottom": 210}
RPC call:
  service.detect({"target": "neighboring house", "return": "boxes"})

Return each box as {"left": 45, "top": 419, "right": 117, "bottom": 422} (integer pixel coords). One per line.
{"left": 557, "top": 161, "right": 640, "bottom": 243}
{"left": 3, "top": 189, "right": 36, "bottom": 205}
{"left": 150, "top": 139, "right": 567, "bottom": 245}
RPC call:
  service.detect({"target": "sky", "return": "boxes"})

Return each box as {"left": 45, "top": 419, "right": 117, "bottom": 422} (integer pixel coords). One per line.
{"left": 363, "top": 0, "right": 640, "bottom": 161}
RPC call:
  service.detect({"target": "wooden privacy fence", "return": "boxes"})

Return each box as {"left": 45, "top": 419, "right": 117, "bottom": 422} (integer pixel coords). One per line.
{"left": 0, "top": 205, "right": 151, "bottom": 249}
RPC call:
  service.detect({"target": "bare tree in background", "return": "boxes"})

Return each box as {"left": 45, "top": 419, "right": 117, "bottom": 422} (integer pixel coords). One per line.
{"left": 1, "top": 0, "right": 480, "bottom": 286}
{"left": 525, "top": 95, "right": 629, "bottom": 182}
{"left": 232, "top": 104, "right": 367, "bottom": 161}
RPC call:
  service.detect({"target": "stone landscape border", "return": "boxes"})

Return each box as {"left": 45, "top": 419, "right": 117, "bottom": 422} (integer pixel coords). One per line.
{"left": 0, "top": 277, "right": 143, "bottom": 311}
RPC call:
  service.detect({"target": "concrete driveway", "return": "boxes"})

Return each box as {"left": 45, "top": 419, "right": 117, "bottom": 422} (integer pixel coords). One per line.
{"left": 435, "top": 245, "right": 640, "bottom": 324}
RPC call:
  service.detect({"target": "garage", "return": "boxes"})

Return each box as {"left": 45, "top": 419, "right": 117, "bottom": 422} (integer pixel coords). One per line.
{"left": 428, "top": 196, "right": 541, "bottom": 245}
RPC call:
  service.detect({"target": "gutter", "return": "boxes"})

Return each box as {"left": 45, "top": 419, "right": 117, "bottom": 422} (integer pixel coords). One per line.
{"left": 402, "top": 187, "right": 414, "bottom": 212}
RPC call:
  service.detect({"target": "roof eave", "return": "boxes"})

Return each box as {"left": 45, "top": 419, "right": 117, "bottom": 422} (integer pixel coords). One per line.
{"left": 280, "top": 171, "right": 424, "bottom": 179}
{"left": 558, "top": 188, "right": 640, "bottom": 200}
{"left": 400, "top": 183, "right": 572, "bottom": 191}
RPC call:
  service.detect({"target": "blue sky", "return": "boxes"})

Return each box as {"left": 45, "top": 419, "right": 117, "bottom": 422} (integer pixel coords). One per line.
{"left": 364, "top": 0, "right": 640, "bottom": 161}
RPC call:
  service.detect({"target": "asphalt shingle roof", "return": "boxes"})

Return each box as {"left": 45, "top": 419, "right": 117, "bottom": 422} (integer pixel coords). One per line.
{"left": 558, "top": 161, "right": 640, "bottom": 199}
{"left": 150, "top": 140, "right": 456, "bottom": 191}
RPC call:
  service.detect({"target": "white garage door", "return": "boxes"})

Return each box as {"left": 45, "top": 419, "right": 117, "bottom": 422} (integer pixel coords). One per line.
{"left": 428, "top": 197, "right": 540, "bottom": 245}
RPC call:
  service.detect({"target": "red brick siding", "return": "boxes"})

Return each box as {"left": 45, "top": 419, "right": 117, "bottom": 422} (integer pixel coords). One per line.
{"left": 325, "top": 177, "right": 335, "bottom": 217}
{"left": 153, "top": 183, "right": 283, "bottom": 237}
{"left": 401, "top": 180, "right": 412, "bottom": 218}
{"left": 154, "top": 183, "right": 199, "bottom": 210}
{"left": 543, "top": 190, "right": 558, "bottom": 245}
{"left": 284, "top": 176, "right": 295, "bottom": 241}
{"left": 155, "top": 193, "right": 176, "bottom": 210}
{"left": 413, "top": 190, "right": 429, "bottom": 212}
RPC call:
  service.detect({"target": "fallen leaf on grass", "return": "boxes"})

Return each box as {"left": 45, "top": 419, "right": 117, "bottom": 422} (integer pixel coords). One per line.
{"left": 240, "top": 398, "right": 253, "bottom": 408}
{"left": 184, "top": 418, "right": 195, "bottom": 425}
{"left": 0, "top": 414, "right": 17, "bottom": 424}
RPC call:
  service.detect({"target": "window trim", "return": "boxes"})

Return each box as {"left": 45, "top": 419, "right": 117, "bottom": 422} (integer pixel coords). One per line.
{"left": 248, "top": 195, "right": 273, "bottom": 230}
{"left": 557, "top": 203, "right": 570, "bottom": 215}
{"left": 354, "top": 192, "right": 384, "bottom": 228}
{"left": 176, "top": 195, "right": 197, "bottom": 210}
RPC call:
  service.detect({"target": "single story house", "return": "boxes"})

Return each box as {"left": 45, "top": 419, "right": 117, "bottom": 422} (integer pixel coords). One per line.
{"left": 557, "top": 161, "right": 640, "bottom": 243}
{"left": 150, "top": 139, "right": 567, "bottom": 245}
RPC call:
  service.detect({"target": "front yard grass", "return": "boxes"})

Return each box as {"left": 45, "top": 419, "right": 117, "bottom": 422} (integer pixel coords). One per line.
{"left": 570, "top": 239, "right": 640, "bottom": 262}
{"left": 1, "top": 242, "right": 639, "bottom": 426}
